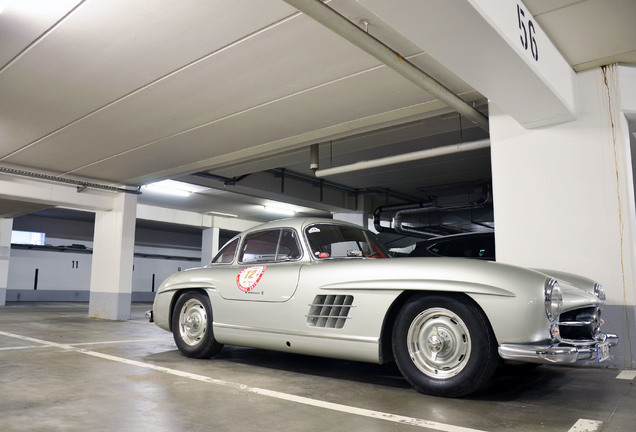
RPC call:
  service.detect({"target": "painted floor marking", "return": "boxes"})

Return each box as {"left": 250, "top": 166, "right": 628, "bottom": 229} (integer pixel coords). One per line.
{"left": 0, "top": 329, "right": 487, "bottom": 432}
{"left": 616, "top": 370, "right": 636, "bottom": 380}
{"left": 69, "top": 338, "right": 170, "bottom": 346}
{"left": 0, "top": 338, "right": 168, "bottom": 351}
{"left": 0, "top": 345, "right": 48, "bottom": 351}
{"left": 567, "top": 419, "right": 604, "bottom": 432}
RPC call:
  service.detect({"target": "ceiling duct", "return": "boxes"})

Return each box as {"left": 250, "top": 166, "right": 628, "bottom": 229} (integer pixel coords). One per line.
{"left": 374, "top": 183, "right": 493, "bottom": 238}
{"left": 283, "top": 0, "right": 489, "bottom": 131}
{"left": 315, "top": 139, "right": 489, "bottom": 177}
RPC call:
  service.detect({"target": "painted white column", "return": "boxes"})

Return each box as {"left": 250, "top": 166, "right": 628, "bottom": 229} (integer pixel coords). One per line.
{"left": 333, "top": 212, "right": 369, "bottom": 229}
{"left": 201, "top": 227, "right": 220, "bottom": 266}
{"left": 490, "top": 65, "right": 636, "bottom": 369}
{"left": 89, "top": 193, "right": 138, "bottom": 320}
{"left": 0, "top": 218, "right": 13, "bottom": 306}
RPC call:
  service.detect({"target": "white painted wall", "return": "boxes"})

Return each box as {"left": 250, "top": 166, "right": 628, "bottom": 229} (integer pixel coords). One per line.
{"left": 490, "top": 65, "right": 636, "bottom": 368}
{"left": 6, "top": 238, "right": 200, "bottom": 301}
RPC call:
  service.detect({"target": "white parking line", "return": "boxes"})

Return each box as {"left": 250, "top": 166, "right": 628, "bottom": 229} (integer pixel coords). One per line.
{"left": 567, "top": 419, "right": 604, "bottom": 432}
{"left": 0, "top": 329, "right": 488, "bottom": 432}
{"left": 616, "top": 370, "right": 636, "bottom": 380}
{"left": 0, "top": 345, "right": 47, "bottom": 351}
{"left": 69, "top": 338, "right": 169, "bottom": 346}
{"left": 0, "top": 338, "right": 168, "bottom": 351}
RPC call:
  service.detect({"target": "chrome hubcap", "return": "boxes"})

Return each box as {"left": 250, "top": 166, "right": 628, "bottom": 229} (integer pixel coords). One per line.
{"left": 179, "top": 299, "right": 207, "bottom": 346}
{"left": 407, "top": 307, "right": 471, "bottom": 379}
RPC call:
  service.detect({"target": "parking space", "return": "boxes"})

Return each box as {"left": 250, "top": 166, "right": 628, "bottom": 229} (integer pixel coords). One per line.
{"left": 0, "top": 303, "right": 633, "bottom": 432}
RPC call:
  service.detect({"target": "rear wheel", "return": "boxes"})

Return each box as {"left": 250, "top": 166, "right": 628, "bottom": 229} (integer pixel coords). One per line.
{"left": 172, "top": 292, "right": 223, "bottom": 358}
{"left": 392, "top": 294, "right": 498, "bottom": 397}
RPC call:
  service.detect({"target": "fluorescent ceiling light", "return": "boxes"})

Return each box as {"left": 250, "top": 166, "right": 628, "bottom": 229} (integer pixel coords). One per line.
{"left": 263, "top": 205, "right": 296, "bottom": 216}
{"left": 142, "top": 180, "right": 207, "bottom": 197}
{"left": 206, "top": 210, "right": 238, "bottom": 218}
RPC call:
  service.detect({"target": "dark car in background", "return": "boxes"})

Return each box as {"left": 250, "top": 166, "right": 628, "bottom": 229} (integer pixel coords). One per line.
{"left": 410, "top": 231, "right": 495, "bottom": 260}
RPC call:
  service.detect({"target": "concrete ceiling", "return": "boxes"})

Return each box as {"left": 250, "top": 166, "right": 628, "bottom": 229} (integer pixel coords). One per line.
{"left": 1, "top": 0, "right": 634, "bottom": 221}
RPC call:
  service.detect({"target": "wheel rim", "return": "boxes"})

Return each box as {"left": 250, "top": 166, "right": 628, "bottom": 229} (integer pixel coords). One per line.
{"left": 406, "top": 307, "right": 471, "bottom": 379}
{"left": 178, "top": 298, "right": 208, "bottom": 346}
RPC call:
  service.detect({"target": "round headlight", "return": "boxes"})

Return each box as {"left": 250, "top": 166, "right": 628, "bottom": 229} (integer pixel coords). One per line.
{"left": 544, "top": 279, "right": 563, "bottom": 322}
{"left": 593, "top": 283, "right": 606, "bottom": 306}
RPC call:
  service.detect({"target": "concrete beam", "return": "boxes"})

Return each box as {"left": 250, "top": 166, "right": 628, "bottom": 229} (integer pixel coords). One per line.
{"left": 136, "top": 204, "right": 259, "bottom": 232}
{"left": 360, "top": 0, "right": 575, "bottom": 128}
{"left": 0, "top": 174, "right": 114, "bottom": 211}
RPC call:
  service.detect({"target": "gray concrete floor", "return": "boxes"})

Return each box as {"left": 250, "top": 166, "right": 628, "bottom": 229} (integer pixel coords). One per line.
{"left": 0, "top": 303, "right": 634, "bottom": 432}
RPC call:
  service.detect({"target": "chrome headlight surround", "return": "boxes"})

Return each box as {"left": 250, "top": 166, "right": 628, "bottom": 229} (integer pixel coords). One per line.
{"left": 544, "top": 278, "right": 563, "bottom": 322}
{"left": 593, "top": 282, "right": 606, "bottom": 307}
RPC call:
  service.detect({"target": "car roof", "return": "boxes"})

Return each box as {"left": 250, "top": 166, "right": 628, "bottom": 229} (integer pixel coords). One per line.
{"left": 239, "top": 217, "right": 367, "bottom": 236}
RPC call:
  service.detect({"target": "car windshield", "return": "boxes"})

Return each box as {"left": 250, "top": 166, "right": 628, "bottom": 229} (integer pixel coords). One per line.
{"left": 305, "top": 223, "right": 390, "bottom": 259}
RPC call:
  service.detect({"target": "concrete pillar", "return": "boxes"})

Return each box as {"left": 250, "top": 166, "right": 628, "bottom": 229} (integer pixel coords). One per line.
{"left": 0, "top": 218, "right": 13, "bottom": 306}
{"left": 201, "top": 227, "right": 220, "bottom": 266}
{"left": 333, "top": 212, "right": 369, "bottom": 229}
{"left": 89, "top": 193, "right": 138, "bottom": 320}
{"left": 490, "top": 65, "right": 636, "bottom": 369}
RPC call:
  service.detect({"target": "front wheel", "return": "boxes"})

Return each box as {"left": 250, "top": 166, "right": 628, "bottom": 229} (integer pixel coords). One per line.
{"left": 392, "top": 295, "right": 498, "bottom": 397}
{"left": 172, "top": 291, "right": 223, "bottom": 359}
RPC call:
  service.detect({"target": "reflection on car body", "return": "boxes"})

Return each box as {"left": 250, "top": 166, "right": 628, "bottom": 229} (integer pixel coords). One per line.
{"left": 148, "top": 218, "right": 617, "bottom": 397}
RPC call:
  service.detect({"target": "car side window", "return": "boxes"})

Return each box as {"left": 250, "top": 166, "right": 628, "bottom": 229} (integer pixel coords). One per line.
{"left": 211, "top": 238, "right": 239, "bottom": 264}
{"left": 305, "top": 224, "right": 389, "bottom": 259}
{"left": 278, "top": 229, "right": 302, "bottom": 261}
{"left": 239, "top": 229, "right": 302, "bottom": 264}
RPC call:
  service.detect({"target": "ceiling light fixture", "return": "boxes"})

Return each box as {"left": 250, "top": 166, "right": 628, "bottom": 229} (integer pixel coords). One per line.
{"left": 206, "top": 210, "right": 238, "bottom": 218}
{"left": 142, "top": 180, "right": 207, "bottom": 197}
{"left": 263, "top": 205, "right": 296, "bottom": 216}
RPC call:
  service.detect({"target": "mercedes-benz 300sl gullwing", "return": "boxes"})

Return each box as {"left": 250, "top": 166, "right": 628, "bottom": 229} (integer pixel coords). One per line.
{"left": 147, "top": 218, "right": 618, "bottom": 397}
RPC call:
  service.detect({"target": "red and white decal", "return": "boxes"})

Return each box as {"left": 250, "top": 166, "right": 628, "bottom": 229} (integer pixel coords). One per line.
{"left": 236, "top": 266, "right": 267, "bottom": 292}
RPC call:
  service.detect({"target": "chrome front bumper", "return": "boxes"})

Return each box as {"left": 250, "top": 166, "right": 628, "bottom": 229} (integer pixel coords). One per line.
{"left": 498, "top": 333, "right": 618, "bottom": 364}
{"left": 145, "top": 309, "right": 153, "bottom": 322}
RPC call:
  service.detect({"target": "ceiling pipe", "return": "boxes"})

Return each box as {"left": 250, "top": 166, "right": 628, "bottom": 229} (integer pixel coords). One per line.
{"left": 0, "top": 166, "right": 141, "bottom": 195}
{"left": 315, "top": 139, "right": 489, "bottom": 177}
{"left": 283, "top": 0, "right": 489, "bottom": 131}
{"left": 309, "top": 144, "right": 319, "bottom": 172}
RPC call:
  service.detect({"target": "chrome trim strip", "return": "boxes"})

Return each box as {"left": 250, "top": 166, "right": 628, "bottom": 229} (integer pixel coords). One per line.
{"left": 214, "top": 322, "right": 378, "bottom": 344}
{"left": 559, "top": 321, "right": 593, "bottom": 327}
{"left": 499, "top": 333, "right": 618, "bottom": 364}
{"left": 559, "top": 337, "right": 598, "bottom": 346}
{"left": 308, "top": 303, "right": 356, "bottom": 308}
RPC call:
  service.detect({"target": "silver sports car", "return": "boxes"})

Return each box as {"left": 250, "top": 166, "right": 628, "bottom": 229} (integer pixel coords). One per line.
{"left": 147, "top": 218, "right": 618, "bottom": 397}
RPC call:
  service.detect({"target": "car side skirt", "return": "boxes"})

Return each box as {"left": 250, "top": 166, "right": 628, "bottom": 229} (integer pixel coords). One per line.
{"left": 213, "top": 322, "right": 381, "bottom": 363}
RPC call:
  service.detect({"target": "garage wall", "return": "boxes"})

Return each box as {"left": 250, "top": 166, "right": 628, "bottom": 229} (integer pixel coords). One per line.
{"left": 490, "top": 65, "right": 636, "bottom": 369}
{"left": 7, "top": 212, "right": 206, "bottom": 302}
{"left": 6, "top": 238, "right": 200, "bottom": 302}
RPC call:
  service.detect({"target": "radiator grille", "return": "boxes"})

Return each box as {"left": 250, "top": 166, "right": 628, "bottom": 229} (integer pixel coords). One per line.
{"left": 306, "top": 295, "right": 354, "bottom": 329}
{"left": 559, "top": 306, "right": 602, "bottom": 344}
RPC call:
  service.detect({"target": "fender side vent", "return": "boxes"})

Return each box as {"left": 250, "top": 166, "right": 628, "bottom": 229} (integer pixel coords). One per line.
{"left": 306, "top": 295, "right": 354, "bottom": 329}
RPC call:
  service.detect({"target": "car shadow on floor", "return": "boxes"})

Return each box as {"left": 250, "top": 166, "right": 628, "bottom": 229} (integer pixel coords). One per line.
{"left": 145, "top": 344, "right": 571, "bottom": 399}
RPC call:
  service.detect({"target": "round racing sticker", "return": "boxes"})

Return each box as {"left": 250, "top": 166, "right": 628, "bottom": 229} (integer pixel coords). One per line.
{"left": 236, "top": 266, "right": 267, "bottom": 293}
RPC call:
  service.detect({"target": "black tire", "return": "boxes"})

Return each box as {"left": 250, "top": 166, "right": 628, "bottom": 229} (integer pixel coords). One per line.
{"left": 172, "top": 291, "right": 223, "bottom": 359}
{"left": 392, "top": 294, "right": 498, "bottom": 397}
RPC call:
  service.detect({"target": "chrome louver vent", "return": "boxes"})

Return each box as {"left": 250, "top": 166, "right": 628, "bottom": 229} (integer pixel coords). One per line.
{"left": 306, "top": 295, "right": 354, "bottom": 329}
{"left": 559, "top": 307, "right": 603, "bottom": 344}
